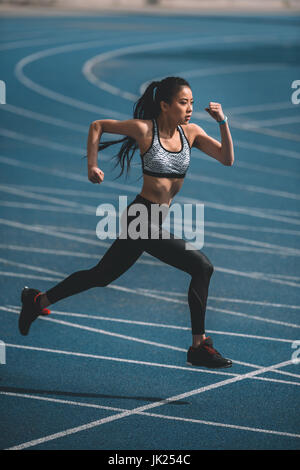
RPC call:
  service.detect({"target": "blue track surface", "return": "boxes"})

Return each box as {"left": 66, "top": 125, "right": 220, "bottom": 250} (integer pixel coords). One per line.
{"left": 0, "top": 11, "right": 300, "bottom": 450}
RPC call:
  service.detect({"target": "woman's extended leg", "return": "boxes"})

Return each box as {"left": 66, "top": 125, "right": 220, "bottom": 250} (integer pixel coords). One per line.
{"left": 44, "top": 237, "right": 144, "bottom": 305}
{"left": 18, "top": 194, "right": 147, "bottom": 335}
{"left": 18, "top": 236, "right": 144, "bottom": 336}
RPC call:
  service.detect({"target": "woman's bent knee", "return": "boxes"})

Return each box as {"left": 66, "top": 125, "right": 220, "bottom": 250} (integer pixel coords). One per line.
{"left": 190, "top": 251, "right": 214, "bottom": 279}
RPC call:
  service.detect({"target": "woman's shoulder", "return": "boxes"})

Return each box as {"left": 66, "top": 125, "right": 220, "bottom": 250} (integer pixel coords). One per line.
{"left": 183, "top": 122, "right": 206, "bottom": 143}
{"left": 134, "top": 119, "right": 154, "bottom": 138}
{"left": 183, "top": 122, "right": 205, "bottom": 134}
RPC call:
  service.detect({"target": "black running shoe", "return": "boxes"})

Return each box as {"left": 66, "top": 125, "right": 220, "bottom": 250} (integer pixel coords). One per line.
{"left": 187, "top": 337, "right": 232, "bottom": 369}
{"left": 18, "top": 287, "right": 51, "bottom": 336}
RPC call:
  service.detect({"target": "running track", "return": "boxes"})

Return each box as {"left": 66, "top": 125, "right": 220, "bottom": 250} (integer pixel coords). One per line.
{"left": 0, "top": 11, "right": 300, "bottom": 450}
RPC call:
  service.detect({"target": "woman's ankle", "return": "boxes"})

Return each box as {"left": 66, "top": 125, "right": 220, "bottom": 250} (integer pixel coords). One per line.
{"left": 192, "top": 334, "right": 206, "bottom": 348}
{"left": 39, "top": 293, "right": 51, "bottom": 309}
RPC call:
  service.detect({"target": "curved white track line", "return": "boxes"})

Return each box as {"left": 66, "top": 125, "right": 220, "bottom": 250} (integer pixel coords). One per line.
{"left": 0, "top": 178, "right": 299, "bottom": 256}
{"left": 82, "top": 34, "right": 295, "bottom": 100}
{"left": 186, "top": 173, "right": 300, "bottom": 201}
{"left": 0, "top": 183, "right": 96, "bottom": 213}
{"left": 139, "top": 63, "right": 291, "bottom": 95}
{"left": 1, "top": 154, "right": 299, "bottom": 229}
{"left": 3, "top": 102, "right": 300, "bottom": 174}
{"left": 1, "top": 215, "right": 299, "bottom": 289}
{"left": 3, "top": 307, "right": 300, "bottom": 383}
{"left": 2, "top": 124, "right": 300, "bottom": 210}
{"left": 14, "top": 32, "right": 299, "bottom": 143}
{"left": 2, "top": 103, "right": 87, "bottom": 132}
{"left": 6, "top": 358, "right": 296, "bottom": 449}
{"left": 14, "top": 39, "right": 129, "bottom": 119}
{"left": 0, "top": 37, "right": 78, "bottom": 51}
{"left": 84, "top": 43, "right": 300, "bottom": 142}
{"left": 226, "top": 101, "right": 297, "bottom": 116}
{"left": 2, "top": 391, "right": 300, "bottom": 441}
{"left": 6, "top": 185, "right": 300, "bottom": 235}
{"left": 4, "top": 304, "right": 298, "bottom": 347}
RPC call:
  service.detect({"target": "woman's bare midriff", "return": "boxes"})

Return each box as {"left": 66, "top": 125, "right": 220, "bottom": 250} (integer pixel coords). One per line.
{"left": 139, "top": 174, "right": 184, "bottom": 206}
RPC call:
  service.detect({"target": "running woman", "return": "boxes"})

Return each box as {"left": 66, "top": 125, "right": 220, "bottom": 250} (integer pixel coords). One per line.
{"left": 19, "top": 76, "right": 234, "bottom": 369}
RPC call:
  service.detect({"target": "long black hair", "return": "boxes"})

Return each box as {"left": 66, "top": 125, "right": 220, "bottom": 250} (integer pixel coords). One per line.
{"left": 95, "top": 76, "right": 191, "bottom": 180}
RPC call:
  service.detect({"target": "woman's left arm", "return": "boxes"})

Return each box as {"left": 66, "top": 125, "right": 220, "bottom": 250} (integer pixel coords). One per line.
{"left": 190, "top": 102, "right": 234, "bottom": 166}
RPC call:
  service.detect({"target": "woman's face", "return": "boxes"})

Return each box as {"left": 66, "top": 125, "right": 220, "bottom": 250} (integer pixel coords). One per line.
{"left": 163, "top": 86, "right": 194, "bottom": 124}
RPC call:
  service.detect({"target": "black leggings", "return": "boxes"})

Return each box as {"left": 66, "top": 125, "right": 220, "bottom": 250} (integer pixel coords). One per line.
{"left": 45, "top": 194, "right": 214, "bottom": 335}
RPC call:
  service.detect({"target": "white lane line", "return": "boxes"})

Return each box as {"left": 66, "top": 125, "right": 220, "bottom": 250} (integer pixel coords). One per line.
{"left": 2, "top": 191, "right": 300, "bottom": 236}
{"left": 1, "top": 248, "right": 299, "bottom": 312}
{"left": 209, "top": 296, "right": 300, "bottom": 310}
{"left": 4, "top": 263, "right": 300, "bottom": 322}
{"left": 234, "top": 138, "right": 300, "bottom": 161}
{"left": 4, "top": 31, "right": 299, "bottom": 158}
{"left": 178, "top": 195, "right": 300, "bottom": 228}
{"left": 45, "top": 300, "right": 300, "bottom": 332}
{"left": 2, "top": 192, "right": 298, "bottom": 257}
{"left": 205, "top": 221, "right": 300, "bottom": 237}
{"left": 206, "top": 230, "right": 300, "bottom": 256}
{"left": 1, "top": 264, "right": 300, "bottom": 329}
{"left": 225, "top": 160, "right": 300, "bottom": 180}
{"left": 214, "top": 266, "right": 300, "bottom": 288}
{"left": 186, "top": 173, "right": 300, "bottom": 201}
{"left": 1, "top": 214, "right": 299, "bottom": 287}
{"left": 3, "top": 126, "right": 300, "bottom": 207}
{"left": 0, "top": 29, "right": 123, "bottom": 50}
{"left": 14, "top": 31, "right": 299, "bottom": 144}
{"left": 0, "top": 128, "right": 87, "bottom": 157}
{"left": 0, "top": 230, "right": 288, "bottom": 256}
{"left": 5, "top": 304, "right": 297, "bottom": 346}
{"left": 2, "top": 104, "right": 300, "bottom": 180}
{"left": 6, "top": 359, "right": 296, "bottom": 449}
{"left": 204, "top": 242, "right": 292, "bottom": 256}
{"left": 42, "top": 315, "right": 187, "bottom": 353}
{"left": 226, "top": 101, "right": 297, "bottom": 116}
{"left": 1, "top": 391, "right": 300, "bottom": 441}
{"left": 87, "top": 49, "right": 300, "bottom": 142}
{"left": 9, "top": 185, "right": 300, "bottom": 218}
{"left": 36, "top": 217, "right": 300, "bottom": 258}
{"left": 3, "top": 184, "right": 116, "bottom": 200}
{"left": 244, "top": 115, "right": 300, "bottom": 128}
{"left": 3, "top": 339, "right": 300, "bottom": 385}
{"left": 0, "top": 271, "right": 60, "bottom": 282}
{"left": 139, "top": 63, "right": 291, "bottom": 95}
{"left": 108, "top": 285, "right": 300, "bottom": 328}
{"left": 0, "top": 257, "right": 64, "bottom": 277}
{"left": 0, "top": 217, "right": 109, "bottom": 248}
{"left": 3, "top": 342, "right": 234, "bottom": 378}
{"left": 0, "top": 202, "right": 297, "bottom": 256}
{"left": 0, "top": 37, "right": 73, "bottom": 51}
{"left": 0, "top": 243, "right": 160, "bottom": 267}
{"left": 0, "top": 183, "right": 96, "bottom": 213}
{"left": 1, "top": 154, "right": 299, "bottom": 228}
{"left": 139, "top": 288, "right": 300, "bottom": 310}
{"left": 82, "top": 35, "right": 293, "bottom": 100}
{"left": 14, "top": 38, "right": 130, "bottom": 119}
{"left": 6, "top": 304, "right": 300, "bottom": 381}
{"left": 0, "top": 201, "right": 95, "bottom": 215}
{"left": 228, "top": 118, "right": 300, "bottom": 143}
{"left": 209, "top": 306, "right": 300, "bottom": 329}
{"left": 0, "top": 214, "right": 298, "bottom": 259}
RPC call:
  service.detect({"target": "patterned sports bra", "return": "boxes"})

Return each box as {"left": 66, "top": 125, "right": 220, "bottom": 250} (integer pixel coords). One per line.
{"left": 140, "top": 118, "right": 191, "bottom": 179}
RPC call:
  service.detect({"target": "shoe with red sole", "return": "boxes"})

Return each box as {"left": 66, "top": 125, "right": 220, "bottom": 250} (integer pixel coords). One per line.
{"left": 187, "top": 337, "right": 232, "bottom": 369}
{"left": 18, "top": 287, "right": 51, "bottom": 336}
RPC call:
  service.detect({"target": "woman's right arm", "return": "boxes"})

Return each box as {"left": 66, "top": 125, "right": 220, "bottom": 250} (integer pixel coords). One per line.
{"left": 86, "top": 119, "right": 147, "bottom": 184}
